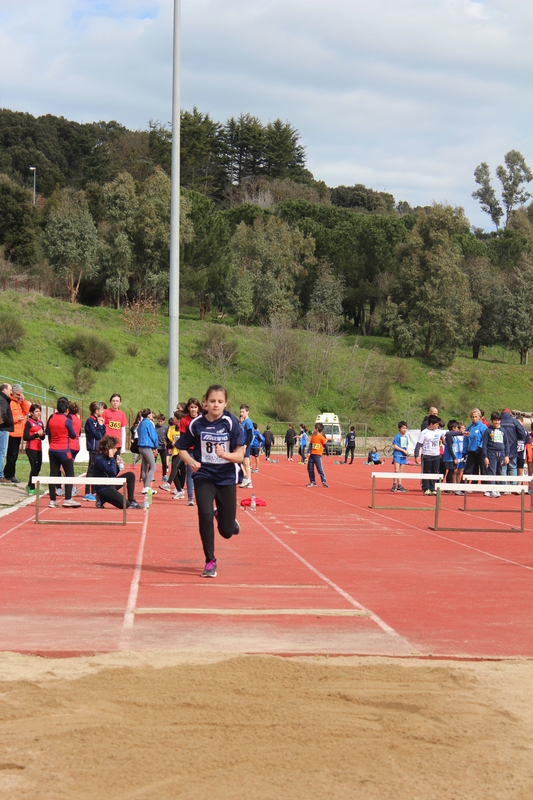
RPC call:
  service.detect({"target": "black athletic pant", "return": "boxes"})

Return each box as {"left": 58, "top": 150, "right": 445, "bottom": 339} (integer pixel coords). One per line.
{"left": 26, "top": 450, "right": 42, "bottom": 489}
{"left": 345, "top": 445, "right": 355, "bottom": 464}
{"left": 4, "top": 436, "right": 21, "bottom": 480}
{"left": 264, "top": 444, "right": 271, "bottom": 459}
{"left": 168, "top": 455, "right": 183, "bottom": 492}
{"left": 421, "top": 455, "right": 441, "bottom": 492}
{"left": 194, "top": 479, "right": 237, "bottom": 563}
{"left": 86, "top": 451, "right": 97, "bottom": 495}
{"left": 464, "top": 449, "right": 485, "bottom": 481}
{"left": 286, "top": 443, "right": 294, "bottom": 459}
{"left": 97, "top": 472, "right": 136, "bottom": 509}
{"left": 157, "top": 447, "right": 168, "bottom": 476}
{"left": 49, "top": 452, "right": 74, "bottom": 501}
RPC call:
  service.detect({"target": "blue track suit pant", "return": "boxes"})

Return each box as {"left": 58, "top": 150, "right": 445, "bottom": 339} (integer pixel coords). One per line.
{"left": 308, "top": 455, "right": 327, "bottom": 485}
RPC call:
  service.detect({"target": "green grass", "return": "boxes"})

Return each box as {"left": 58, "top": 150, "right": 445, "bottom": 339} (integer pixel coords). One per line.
{"left": 1, "top": 290, "right": 533, "bottom": 435}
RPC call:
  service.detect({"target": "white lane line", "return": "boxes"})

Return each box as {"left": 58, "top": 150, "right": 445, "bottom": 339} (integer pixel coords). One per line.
{"left": 261, "top": 471, "right": 533, "bottom": 570}
{"left": 121, "top": 510, "right": 149, "bottom": 632}
{"left": 134, "top": 608, "right": 368, "bottom": 616}
{"left": 0, "top": 514, "right": 35, "bottom": 541}
{"left": 250, "top": 513, "right": 402, "bottom": 637}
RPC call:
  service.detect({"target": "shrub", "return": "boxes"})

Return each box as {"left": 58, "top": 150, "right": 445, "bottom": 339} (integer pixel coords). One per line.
{"left": 157, "top": 354, "right": 169, "bottom": 367}
{"left": 63, "top": 331, "right": 115, "bottom": 370}
{"left": 358, "top": 373, "right": 395, "bottom": 413}
{"left": 392, "top": 358, "right": 410, "bottom": 387}
{"left": 196, "top": 325, "right": 238, "bottom": 385}
{"left": 127, "top": 342, "right": 139, "bottom": 357}
{"left": 468, "top": 370, "right": 485, "bottom": 393}
{"left": 271, "top": 386, "right": 299, "bottom": 421}
{"left": 0, "top": 311, "right": 25, "bottom": 352}
{"left": 72, "top": 362, "right": 96, "bottom": 394}
{"left": 421, "top": 393, "right": 443, "bottom": 411}
{"left": 121, "top": 299, "right": 161, "bottom": 337}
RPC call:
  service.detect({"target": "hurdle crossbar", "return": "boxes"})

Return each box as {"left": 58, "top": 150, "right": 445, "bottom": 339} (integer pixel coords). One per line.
{"left": 35, "top": 477, "right": 128, "bottom": 526}
{"left": 460, "top": 475, "right": 533, "bottom": 513}
{"left": 370, "top": 472, "right": 444, "bottom": 510}
{"left": 430, "top": 483, "right": 526, "bottom": 532}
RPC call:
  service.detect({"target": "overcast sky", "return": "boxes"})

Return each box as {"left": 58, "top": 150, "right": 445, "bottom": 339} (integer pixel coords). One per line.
{"left": 1, "top": 0, "right": 532, "bottom": 228}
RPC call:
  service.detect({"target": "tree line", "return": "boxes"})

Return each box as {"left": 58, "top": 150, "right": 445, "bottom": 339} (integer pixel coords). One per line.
{"left": 1, "top": 107, "right": 533, "bottom": 365}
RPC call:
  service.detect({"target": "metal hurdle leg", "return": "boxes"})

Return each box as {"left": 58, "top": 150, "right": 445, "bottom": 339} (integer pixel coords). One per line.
{"left": 431, "top": 487, "right": 524, "bottom": 532}
{"left": 369, "top": 473, "right": 438, "bottom": 510}
{"left": 35, "top": 480, "right": 40, "bottom": 524}
{"left": 460, "top": 479, "right": 533, "bottom": 513}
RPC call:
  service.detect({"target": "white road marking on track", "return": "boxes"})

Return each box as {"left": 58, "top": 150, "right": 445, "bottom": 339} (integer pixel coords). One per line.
{"left": 120, "top": 510, "right": 149, "bottom": 634}
{"left": 134, "top": 608, "right": 369, "bottom": 616}
{"left": 0, "top": 514, "right": 35, "bottom": 540}
{"left": 250, "top": 514, "right": 403, "bottom": 637}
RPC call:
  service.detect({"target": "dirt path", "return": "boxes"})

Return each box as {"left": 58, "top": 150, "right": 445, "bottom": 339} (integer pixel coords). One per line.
{"left": 1, "top": 653, "right": 532, "bottom": 799}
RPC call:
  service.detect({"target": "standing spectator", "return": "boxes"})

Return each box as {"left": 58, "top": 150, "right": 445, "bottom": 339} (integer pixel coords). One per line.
{"left": 344, "top": 426, "right": 357, "bottom": 464}
{"left": 137, "top": 409, "right": 159, "bottom": 494}
{"left": 298, "top": 424, "right": 308, "bottom": 464}
{"left": 155, "top": 414, "right": 169, "bottom": 481}
{"left": 84, "top": 401, "right": 106, "bottom": 501}
{"left": 482, "top": 412, "right": 509, "bottom": 497}
{"left": 420, "top": 406, "right": 438, "bottom": 431}
{"left": 23, "top": 403, "right": 45, "bottom": 494}
{"left": 285, "top": 424, "right": 296, "bottom": 461}
{"left": 250, "top": 422, "right": 265, "bottom": 473}
{"left": 239, "top": 404, "right": 254, "bottom": 488}
{"left": 0, "top": 383, "right": 14, "bottom": 484}
{"left": 5, "top": 384, "right": 30, "bottom": 484}
{"left": 464, "top": 408, "right": 487, "bottom": 479}
{"left": 263, "top": 425, "right": 274, "bottom": 461}
{"left": 500, "top": 408, "right": 525, "bottom": 487}
{"left": 46, "top": 397, "right": 80, "bottom": 508}
{"left": 102, "top": 393, "right": 128, "bottom": 453}
{"left": 414, "top": 415, "right": 442, "bottom": 495}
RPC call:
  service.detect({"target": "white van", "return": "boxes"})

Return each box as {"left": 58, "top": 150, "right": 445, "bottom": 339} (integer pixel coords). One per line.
{"left": 315, "top": 413, "right": 343, "bottom": 455}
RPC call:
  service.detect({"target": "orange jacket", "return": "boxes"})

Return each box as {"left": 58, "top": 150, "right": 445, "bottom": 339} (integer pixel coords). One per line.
{"left": 9, "top": 399, "right": 31, "bottom": 438}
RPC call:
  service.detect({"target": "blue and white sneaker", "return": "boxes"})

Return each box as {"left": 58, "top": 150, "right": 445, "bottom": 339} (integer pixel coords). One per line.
{"left": 201, "top": 560, "right": 217, "bottom": 578}
{"left": 83, "top": 493, "right": 96, "bottom": 502}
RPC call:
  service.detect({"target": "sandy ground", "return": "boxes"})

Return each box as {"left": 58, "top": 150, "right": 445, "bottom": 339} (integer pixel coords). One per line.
{"left": 0, "top": 653, "right": 532, "bottom": 799}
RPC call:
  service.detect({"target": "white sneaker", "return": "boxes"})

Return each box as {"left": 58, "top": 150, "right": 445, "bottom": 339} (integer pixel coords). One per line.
{"left": 172, "top": 491, "right": 185, "bottom": 500}
{"left": 484, "top": 491, "right": 492, "bottom": 497}
{"left": 241, "top": 479, "right": 251, "bottom": 488}
{"left": 141, "top": 488, "right": 158, "bottom": 495}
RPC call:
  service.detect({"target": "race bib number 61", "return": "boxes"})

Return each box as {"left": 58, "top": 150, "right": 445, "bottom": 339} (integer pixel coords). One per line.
{"left": 201, "top": 432, "right": 229, "bottom": 464}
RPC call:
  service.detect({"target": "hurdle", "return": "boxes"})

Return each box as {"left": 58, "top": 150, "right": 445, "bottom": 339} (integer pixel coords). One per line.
{"left": 370, "top": 472, "right": 444, "bottom": 510}
{"left": 459, "top": 475, "right": 533, "bottom": 513}
{"left": 35, "top": 477, "right": 127, "bottom": 526}
{"left": 430, "top": 483, "right": 526, "bottom": 532}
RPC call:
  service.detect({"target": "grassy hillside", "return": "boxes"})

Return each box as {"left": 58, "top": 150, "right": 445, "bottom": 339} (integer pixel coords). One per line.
{"left": 1, "top": 291, "right": 533, "bottom": 434}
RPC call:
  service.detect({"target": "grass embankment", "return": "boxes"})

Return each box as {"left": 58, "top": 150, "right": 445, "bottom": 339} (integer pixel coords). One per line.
{"left": 1, "top": 291, "right": 532, "bottom": 436}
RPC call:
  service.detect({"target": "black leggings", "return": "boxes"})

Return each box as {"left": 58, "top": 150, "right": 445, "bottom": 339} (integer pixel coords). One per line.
{"left": 86, "top": 451, "right": 97, "bottom": 495}
{"left": 345, "top": 445, "right": 355, "bottom": 464}
{"left": 264, "top": 444, "right": 271, "bottom": 459}
{"left": 286, "top": 443, "right": 294, "bottom": 458}
{"left": 168, "top": 455, "right": 183, "bottom": 492}
{"left": 4, "top": 436, "right": 21, "bottom": 480}
{"left": 194, "top": 479, "right": 237, "bottom": 563}
{"left": 97, "top": 472, "right": 136, "bottom": 509}
{"left": 49, "top": 452, "right": 74, "bottom": 500}
{"left": 464, "top": 450, "right": 485, "bottom": 480}
{"left": 26, "top": 449, "right": 42, "bottom": 489}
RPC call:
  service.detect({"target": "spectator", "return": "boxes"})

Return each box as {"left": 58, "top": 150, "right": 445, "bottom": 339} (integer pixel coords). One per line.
{"left": 0, "top": 383, "right": 14, "bottom": 483}
{"left": 5, "top": 384, "right": 30, "bottom": 484}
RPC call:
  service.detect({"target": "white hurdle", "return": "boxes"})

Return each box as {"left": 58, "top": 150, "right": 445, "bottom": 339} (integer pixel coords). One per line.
{"left": 431, "top": 482, "right": 526, "bottom": 532}
{"left": 461, "top": 474, "right": 533, "bottom": 513}
{"left": 35, "top": 477, "right": 127, "bottom": 526}
{"left": 370, "top": 472, "right": 444, "bottom": 509}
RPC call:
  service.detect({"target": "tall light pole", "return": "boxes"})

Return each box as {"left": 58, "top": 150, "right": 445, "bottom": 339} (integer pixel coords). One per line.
{"left": 167, "top": 0, "right": 181, "bottom": 417}
{"left": 29, "top": 167, "right": 36, "bottom": 205}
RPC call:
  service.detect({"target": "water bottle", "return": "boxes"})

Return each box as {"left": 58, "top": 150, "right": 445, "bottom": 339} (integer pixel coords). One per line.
{"left": 143, "top": 495, "right": 149, "bottom": 512}
{"left": 148, "top": 488, "right": 153, "bottom": 505}
{"left": 250, "top": 493, "right": 256, "bottom": 513}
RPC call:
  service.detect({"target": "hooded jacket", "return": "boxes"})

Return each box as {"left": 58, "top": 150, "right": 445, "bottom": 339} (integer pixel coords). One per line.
{"left": 500, "top": 411, "right": 525, "bottom": 460}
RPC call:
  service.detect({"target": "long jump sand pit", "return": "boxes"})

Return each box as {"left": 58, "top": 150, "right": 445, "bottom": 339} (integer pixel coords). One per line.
{"left": 1, "top": 653, "right": 532, "bottom": 800}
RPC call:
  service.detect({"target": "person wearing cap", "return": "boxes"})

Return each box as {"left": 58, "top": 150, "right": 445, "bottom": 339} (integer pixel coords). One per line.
{"left": 5, "top": 384, "right": 30, "bottom": 484}
{"left": 0, "top": 383, "right": 14, "bottom": 483}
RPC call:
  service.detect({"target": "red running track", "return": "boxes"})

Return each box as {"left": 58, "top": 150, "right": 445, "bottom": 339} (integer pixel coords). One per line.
{"left": 0, "top": 459, "right": 532, "bottom": 658}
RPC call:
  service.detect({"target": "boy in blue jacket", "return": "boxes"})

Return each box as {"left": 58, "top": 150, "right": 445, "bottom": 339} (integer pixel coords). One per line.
{"left": 482, "top": 412, "right": 509, "bottom": 497}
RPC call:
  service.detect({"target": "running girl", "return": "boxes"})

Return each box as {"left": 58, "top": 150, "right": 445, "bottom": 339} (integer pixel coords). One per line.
{"left": 23, "top": 403, "right": 45, "bottom": 495}
{"left": 178, "top": 384, "right": 245, "bottom": 578}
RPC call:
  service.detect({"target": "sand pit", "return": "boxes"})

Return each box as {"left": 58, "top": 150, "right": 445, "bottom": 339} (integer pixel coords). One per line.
{"left": 0, "top": 653, "right": 532, "bottom": 799}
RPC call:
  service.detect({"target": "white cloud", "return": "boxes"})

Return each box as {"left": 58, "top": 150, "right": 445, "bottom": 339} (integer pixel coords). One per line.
{"left": 0, "top": 0, "right": 532, "bottom": 226}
